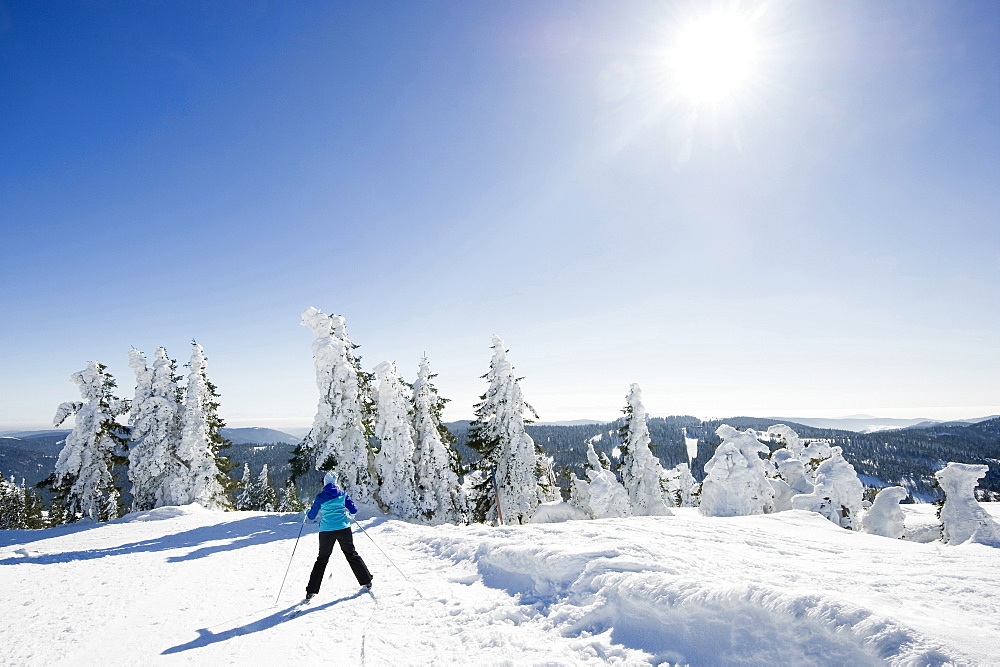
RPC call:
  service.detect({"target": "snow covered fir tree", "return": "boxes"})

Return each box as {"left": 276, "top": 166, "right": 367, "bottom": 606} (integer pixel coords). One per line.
{"left": 292, "top": 307, "right": 375, "bottom": 501}
{"left": 372, "top": 360, "right": 421, "bottom": 519}
{"left": 127, "top": 347, "right": 184, "bottom": 511}
{"left": 617, "top": 384, "right": 673, "bottom": 516}
{"left": 467, "top": 336, "right": 548, "bottom": 525}
{"left": 37, "top": 343, "right": 238, "bottom": 525}
{"left": 410, "top": 357, "right": 466, "bottom": 524}
{"left": 235, "top": 463, "right": 278, "bottom": 512}
{"left": 0, "top": 474, "right": 45, "bottom": 529}
{"left": 172, "top": 343, "right": 236, "bottom": 510}
{"left": 10, "top": 308, "right": 998, "bottom": 552}
{"left": 45, "top": 362, "right": 130, "bottom": 522}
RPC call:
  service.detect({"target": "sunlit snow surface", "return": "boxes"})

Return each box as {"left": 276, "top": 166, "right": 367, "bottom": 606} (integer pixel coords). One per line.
{"left": 1, "top": 504, "right": 997, "bottom": 665}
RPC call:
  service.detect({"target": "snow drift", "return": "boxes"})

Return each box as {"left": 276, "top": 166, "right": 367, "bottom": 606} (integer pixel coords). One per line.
{"left": 1, "top": 504, "right": 997, "bottom": 665}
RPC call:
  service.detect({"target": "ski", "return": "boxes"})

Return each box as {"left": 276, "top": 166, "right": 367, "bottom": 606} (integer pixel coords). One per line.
{"left": 288, "top": 598, "right": 313, "bottom": 618}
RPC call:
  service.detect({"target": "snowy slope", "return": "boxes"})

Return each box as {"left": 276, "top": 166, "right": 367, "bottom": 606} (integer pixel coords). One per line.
{"left": 1, "top": 505, "right": 998, "bottom": 665}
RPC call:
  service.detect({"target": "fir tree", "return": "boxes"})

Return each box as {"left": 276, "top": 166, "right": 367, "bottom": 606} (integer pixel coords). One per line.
{"left": 294, "top": 307, "right": 375, "bottom": 501}
{"left": 467, "top": 336, "right": 542, "bottom": 525}
{"left": 127, "top": 347, "right": 184, "bottom": 510}
{"left": 0, "top": 474, "right": 28, "bottom": 529}
{"left": 373, "top": 361, "right": 420, "bottom": 518}
{"left": 617, "top": 384, "right": 672, "bottom": 516}
{"left": 277, "top": 481, "right": 306, "bottom": 512}
{"left": 47, "top": 362, "right": 130, "bottom": 522}
{"left": 257, "top": 464, "right": 278, "bottom": 512}
{"left": 173, "top": 343, "right": 235, "bottom": 510}
{"left": 411, "top": 357, "right": 466, "bottom": 524}
{"left": 235, "top": 463, "right": 254, "bottom": 511}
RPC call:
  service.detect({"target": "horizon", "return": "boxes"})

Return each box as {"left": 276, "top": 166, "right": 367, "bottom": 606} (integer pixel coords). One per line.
{"left": 5, "top": 406, "right": 998, "bottom": 435}
{"left": 1, "top": 2, "right": 997, "bottom": 432}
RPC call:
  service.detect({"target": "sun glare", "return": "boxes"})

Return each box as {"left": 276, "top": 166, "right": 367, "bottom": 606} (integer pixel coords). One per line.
{"left": 670, "top": 12, "right": 760, "bottom": 105}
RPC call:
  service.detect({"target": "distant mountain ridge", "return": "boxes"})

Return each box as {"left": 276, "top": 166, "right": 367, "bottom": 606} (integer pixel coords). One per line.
{"left": 768, "top": 415, "right": 999, "bottom": 433}
{"left": 220, "top": 427, "right": 301, "bottom": 445}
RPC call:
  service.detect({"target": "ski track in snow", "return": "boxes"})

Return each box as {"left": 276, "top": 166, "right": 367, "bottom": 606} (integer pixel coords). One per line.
{"left": 1, "top": 504, "right": 998, "bottom": 666}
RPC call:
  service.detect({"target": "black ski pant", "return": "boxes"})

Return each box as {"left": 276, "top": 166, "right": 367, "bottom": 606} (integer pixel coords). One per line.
{"left": 306, "top": 528, "right": 372, "bottom": 594}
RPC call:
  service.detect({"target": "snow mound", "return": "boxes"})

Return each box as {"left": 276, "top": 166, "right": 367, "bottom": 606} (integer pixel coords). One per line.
{"left": 115, "top": 503, "right": 212, "bottom": 523}
{"left": 528, "top": 501, "right": 588, "bottom": 524}
{"left": 425, "top": 539, "right": 951, "bottom": 664}
{"left": 410, "top": 511, "right": 984, "bottom": 665}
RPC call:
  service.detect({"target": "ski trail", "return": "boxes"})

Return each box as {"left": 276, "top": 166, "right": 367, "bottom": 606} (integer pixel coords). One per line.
{"left": 359, "top": 589, "right": 378, "bottom": 665}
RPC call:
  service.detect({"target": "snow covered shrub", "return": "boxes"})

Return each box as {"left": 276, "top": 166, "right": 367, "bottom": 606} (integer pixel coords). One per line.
{"left": 50, "top": 361, "right": 130, "bottom": 522}
{"left": 766, "top": 424, "right": 804, "bottom": 458}
{"left": 935, "top": 462, "right": 1000, "bottom": 547}
{"left": 798, "top": 440, "right": 834, "bottom": 478}
{"left": 860, "top": 486, "right": 908, "bottom": 539}
{"left": 661, "top": 463, "right": 697, "bottom": 508}
{"left": 770, "top": 449, "right": 814, "bottom": 494}
{"left": 618, "top": 384, "right": 672, "bottom": 516}
{"left": 294, "top": 307, "right": 375, "bottom": 501}
{"left": 790, "top": 447, "right": 864, "bottom": 529}
{"left": 767, "top": 445, "right": 815, "bottom": 512}
{"left": 569, "top": 439, "right": 631, "bottom": 519}
{"left": 699, "top": 425, "right": 773, "bottom": 517}
{"left": 467, "top": 336, "right": 545, "bottom": 525}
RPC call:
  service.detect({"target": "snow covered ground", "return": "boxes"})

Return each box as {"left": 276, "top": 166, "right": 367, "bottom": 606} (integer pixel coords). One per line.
{"left": 1, "top": 504, "right": 998, "bottom": 666}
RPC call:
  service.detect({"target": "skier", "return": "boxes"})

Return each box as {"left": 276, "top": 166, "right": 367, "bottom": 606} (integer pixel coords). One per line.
{"left": 304, "top": 471, "right": 373, "bottom": 601}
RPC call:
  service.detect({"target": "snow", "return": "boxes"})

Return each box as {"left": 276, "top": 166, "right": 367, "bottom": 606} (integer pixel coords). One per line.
{"left": 700, "top": 425, "right": 773, "bottom": 517}
{"left": 2, "top": 505, "right": 998, "bottom": 665}
{"left": 860, "top": 486, "right": 908, "bottom": 539}
{"left": 935, "top": 462, "right": 1000, "bottom": 547}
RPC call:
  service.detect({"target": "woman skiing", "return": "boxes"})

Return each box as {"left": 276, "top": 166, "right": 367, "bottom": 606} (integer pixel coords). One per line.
{"left": 304, "top": 471, "right": 373, "bottom": 601}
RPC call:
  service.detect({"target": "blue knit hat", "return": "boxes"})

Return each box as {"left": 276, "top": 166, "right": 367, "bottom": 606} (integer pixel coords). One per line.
{"left": 324, "top": 471, "right": 339, "bottom": 487}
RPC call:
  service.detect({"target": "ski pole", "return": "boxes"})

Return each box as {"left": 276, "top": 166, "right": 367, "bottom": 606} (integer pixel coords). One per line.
{"left": 491, "top": 465, "right": 505, "bottom": 526}
{"left": 350, "top": 515, "right": 410, "bottom": 582}
{"left": 273, "top": 513, "right": 307, "bottom": 606}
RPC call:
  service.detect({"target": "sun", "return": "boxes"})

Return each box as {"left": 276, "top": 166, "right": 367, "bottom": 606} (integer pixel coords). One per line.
{"left": 669, "top": 12, "right": 760, "bottom": 106}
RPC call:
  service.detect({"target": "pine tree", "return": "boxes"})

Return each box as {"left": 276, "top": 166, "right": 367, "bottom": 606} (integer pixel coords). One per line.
{"left": 277, "top": 481, "right": 306, "bottom": 512}
{"left": 172, "top": 343, "right": 235, "bottom": 510}
{"left": 372, "top": 361, "right": 420, "bottom": 518}
{"left": 294, "top": 307, "right": 375, "bottom": 501}
{"left": 411, "top": 357, "right": 466, "bottom": 524}
{"left": 0, "top": 474, "right": 28, "bottom": 529}
{"left": 47, "top": 362, "right": 130, "bottom": 522}
{"left": 617, "top": 384, "right": 672, "bottom": 516}
{"left": 235, "top": 463, "right": 254, "bottom": 510}
{"left": 257, "top": 464, "right": 278, "bottom": 511}
{"left": 127, "top": 347, "right": 185, "bottom": 510}
{"left": 467, "top": 336, "right": 542, "bottom": 525}
{"left": 45, "top": 495, "right": 70, "bottom": 527}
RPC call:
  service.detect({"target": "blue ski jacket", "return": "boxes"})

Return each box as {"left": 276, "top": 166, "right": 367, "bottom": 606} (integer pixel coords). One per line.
{"left": 307, "top": 484, "right": 358, "bottom": 532}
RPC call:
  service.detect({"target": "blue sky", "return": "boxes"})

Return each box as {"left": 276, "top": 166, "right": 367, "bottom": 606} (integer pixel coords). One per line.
{"left": 1, "top": 0, "right": 997, "bottom": 430}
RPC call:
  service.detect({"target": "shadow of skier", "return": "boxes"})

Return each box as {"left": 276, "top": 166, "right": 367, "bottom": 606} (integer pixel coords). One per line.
{"left": 160, "top": 591, "right": 366, "bottom": 655}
